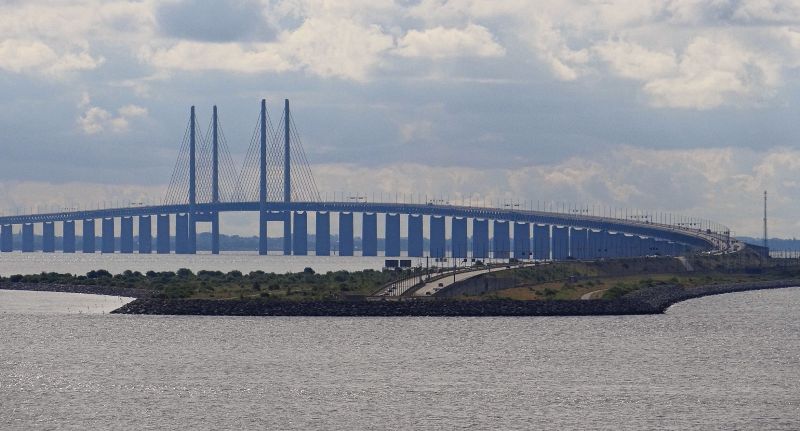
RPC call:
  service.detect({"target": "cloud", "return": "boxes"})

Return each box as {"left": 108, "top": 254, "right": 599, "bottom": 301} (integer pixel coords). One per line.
{"left": 156, "top": 0, "right": 272, "bottom": 43}
{"left": 142, "top": 17, "right": 393, "bottom": 80}
{"left": 141, "top": 41, "right": 290, "bottom": 73}
{"left": 396, "top": 24, "right": 505, "bottom": 58}
{"left": 77, "top": 94, "right": 148, "bottom": 135}
{"left": 0, "top": 39, "right": 102, "bottom": 77}
{"left": 279, "top": 17, "right": 394, "bottom": 81}
{"left": 641, "top": 37, "right": 782, "bottom": 109}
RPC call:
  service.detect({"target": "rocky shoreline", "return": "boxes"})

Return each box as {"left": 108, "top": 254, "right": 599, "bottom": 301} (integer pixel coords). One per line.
{"left": 111, "top": 279, "right": 799, "bottom": 316}
{"left": 0, "top": 282, "right": 149, "bottom": 298}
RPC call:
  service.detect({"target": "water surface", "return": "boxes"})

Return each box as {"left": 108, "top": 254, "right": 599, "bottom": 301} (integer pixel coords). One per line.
{"left": 1, "top": 288, "right": 798, "bottom": 430}
{"left": 0, "top": 251, "right": 398, "bottom": 276}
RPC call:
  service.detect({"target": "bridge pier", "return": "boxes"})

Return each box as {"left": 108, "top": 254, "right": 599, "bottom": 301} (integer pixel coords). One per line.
{"left": 606, "top": 231, "right": 622, "bottom": 258}
{"left": 552, "top": 226, "right": 569, "bottom": 260}
{"left": 22, "top": 223, "right": 34, "bottom": 252}
{"left": 338, "top": 212, "right": 353, "bottom": 256}
{"left": 43, "top": 222, "right": 55, "bottom": 252}
{"left": 157, "top": 215, "right": 170, "bottom": 254}
{"left": 587, "top": 229, "right": 601, "bottom": 259}
{"left": 138, "top": 216, "right": 152, "bottom": 254}
{"left": 211, "top": 212, "right": 219, "bottom": 254}
{"left": 283, "top": 212, "right": 292, "bottom": 255}
{"left": 645, "top": 237, "right": 658, "bottom": 256}
{"left": 513, "top": 222, "right": 530, "bottom": 260}
{"left": 82, "top": 219, "right": 95, "bottom": 253}
{"left": 430, "top": 215, "right": 445, "bottom": 258}
{"left": 188, "top": 214, "right": 197, "bottom": 254}
{"left": 533, "top": 224, "right": 550, "bottom": 260}
{"left": 362, "top": 213, "right": 377, "bottom": 256}
{"left": 570, "top": 227, "right": 587, "bottom": 260}
{"left": 385, "top": 213, "right": 400, "bottom": 257}
{"left": 315, "top": 212, "right": 330, "bottom": 256}
{"left": 175, "top": 213, "right": 189, "bottom": 254}
{"left": 472, "top": 219, "right": 489, "bottom": 259}
{"left": 1, "top": 224, "right": 12, "bottom": 252}
{"left": 493, "top": 220, "right": 509, "bottom": 259}
{"left": 121, "top": 217, "right": 134, "bottom": 253}
{"left": 101, "top": 218, "right": 115, "bottom": 253}
{"left": 63, "top": 221, "right": 75, "bottom": 253}
{"left": 259, "top": 211, "right": 268, "bottom": 255}
{"left": 452, "top": 217, "right": 467, "bottom": 259}
{"left": 408, "top": 214, "right": 423, "bottom": 257}
{"left": 293, "top": 211, "right": 308, "bottom": 255}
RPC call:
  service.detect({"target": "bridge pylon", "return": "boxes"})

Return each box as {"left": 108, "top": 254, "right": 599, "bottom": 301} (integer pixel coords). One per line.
{"left": 259, "top": 99, "right": 268, "bottom": 255}
{"left": 188, "top": 105, "right": 197, "bottom": 254}
{"left": 283, "top": 99, "right": 292, "bottom": 255}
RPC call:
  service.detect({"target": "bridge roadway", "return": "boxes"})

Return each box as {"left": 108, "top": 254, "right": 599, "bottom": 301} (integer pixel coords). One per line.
{"left": 0, "top": 200, "right": 727, "bottom": 250}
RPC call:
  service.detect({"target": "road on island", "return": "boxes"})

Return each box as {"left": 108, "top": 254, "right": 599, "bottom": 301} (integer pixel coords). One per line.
{"left": 412, "top": 263, "right": 539, "bottom": 297}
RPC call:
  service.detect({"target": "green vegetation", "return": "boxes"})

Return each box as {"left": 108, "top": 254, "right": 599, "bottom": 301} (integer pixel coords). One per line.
{"left": 3, "top": 248, "right": 799, "bottom": 303}
{"left": 461, "top": 250, "right": 800, "bottom": 301}
{"left": 0, "top": 267, "right": 410, "bottom": 300}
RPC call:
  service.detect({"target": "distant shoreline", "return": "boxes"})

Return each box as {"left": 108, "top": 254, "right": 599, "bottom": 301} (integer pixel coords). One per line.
{"left": 111, "top": 280, "right": 799, "bottom": 317}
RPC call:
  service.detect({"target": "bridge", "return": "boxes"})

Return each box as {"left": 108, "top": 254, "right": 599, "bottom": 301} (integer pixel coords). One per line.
{"left": 0, "top": 100, "right": 733, "bottom": 260}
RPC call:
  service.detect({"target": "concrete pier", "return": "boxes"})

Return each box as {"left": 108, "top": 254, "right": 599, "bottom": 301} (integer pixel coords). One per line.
{"left": 82, "top": 219, "right": 95, "bottom": 253}
{"left": 42, "top": 222, "right": 55, "bottom": 252}
{"left": 552, "top": 226, "right": 568, "bottom": 260}
{"left": 430, "top": 215, "right": 445, "bottom": 258}
{"left": 315, "top": 211, "right": 330, "bottom": 256}
{"left": 63, "top": 221, "right": 75, "bottom": 253}
{"left": 408, "top": 214, "right": 423, "bottom": 257}
{"left": 121, "top": 217, "right": 134, "bottom": 253}
{"left": 293, "top": 211, "right": 308, "bottom": 255}
{"left": 338, "top": 212, "right": 353, "bottom": 256}
{"left": 385, "top": 213, "right": 400, "bottom": 257}
{"left": 1, "top": 224, "right": 12, "bottom": 252}
{"left": 472, "top": 219, "right": 489, "bottom": 259}
{"left": 138, "top": 216, "right": 152, "bottom": 254}
{"left": 175, "top": 213, "right": 189, "bottom": 254}
{"left": 22, "top": 223, "right": 34, "bottom": 252}
{"left": 533, "top": 224, "right": 550, "bottom": 260}
{"left": 513, "top": 222, "right": 530, "bottom": 259}
{"left": 493, "top": 220, "right": 509, "bottom": 259}
{"left": 452, "top": 217, "right": 468, "bottom": 259}
{"left": 362, "top": 213, "right": 377, "bottom": 256}
{"left": 157, "top": 214, "right": 170, "bottom": 254}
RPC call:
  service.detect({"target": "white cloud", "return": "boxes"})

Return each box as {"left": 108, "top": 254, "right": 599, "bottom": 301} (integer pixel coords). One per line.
{"left": 77, "top": 94, "right": 148, "bottom": 135}
{"left": 141, "top": 42, "right": 291, "bottom": 74}
{"left": 142, "top": 17, "right": 393, "bottom": 81}
{"left": 0, "top": 39, "right": 102, "bottom": 77}
{"left": 642, "top": 37, "right": 782, "bottom": 109}
{"left": 280, "top": 17, "right": 394, "bottom": 81}
{"left": 594, "top": 41, "right": 677, "bottom": 81}
{"left": 396, "top": 24, "right": 505, "bottom": 58}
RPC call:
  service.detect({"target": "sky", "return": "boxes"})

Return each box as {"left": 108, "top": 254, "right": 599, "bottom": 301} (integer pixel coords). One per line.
{"left": 1, "top": 0, "right": 800, "bottom": 238}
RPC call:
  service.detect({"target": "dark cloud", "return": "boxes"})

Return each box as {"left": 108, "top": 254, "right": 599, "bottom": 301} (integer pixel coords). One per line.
{"left": 157, "top": 0, "right": 275, "bottom": 42}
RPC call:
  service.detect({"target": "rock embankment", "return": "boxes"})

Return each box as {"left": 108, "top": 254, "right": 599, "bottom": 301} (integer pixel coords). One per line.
{"left": 624, "top": 279, "right": 798, "bottom": 312}
{"left": 0, "top": 282, "right": 149, "bottom": 298}
{"left": 112, "top": 279, "right": 798, "bottom": 316}
{"left": 113, "top": 297, "right": 658, "bottom": 316}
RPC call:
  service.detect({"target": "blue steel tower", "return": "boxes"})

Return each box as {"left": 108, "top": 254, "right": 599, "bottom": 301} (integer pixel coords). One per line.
{"left": 283, "top": 99, "right": 292, "bottom": 255}
{"left": 259, "top": 99, "right": 268, "bottom": 255}
{"left": 211, "top": 105, "right": 220, "bottom": 254}
{"left": 188, "top": 105, "right": 197, "bottom": 254}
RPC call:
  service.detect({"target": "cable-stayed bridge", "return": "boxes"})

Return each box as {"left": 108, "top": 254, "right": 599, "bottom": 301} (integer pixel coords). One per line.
{"left": 0, "top": 100, "right": 733, "bottom": 259}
